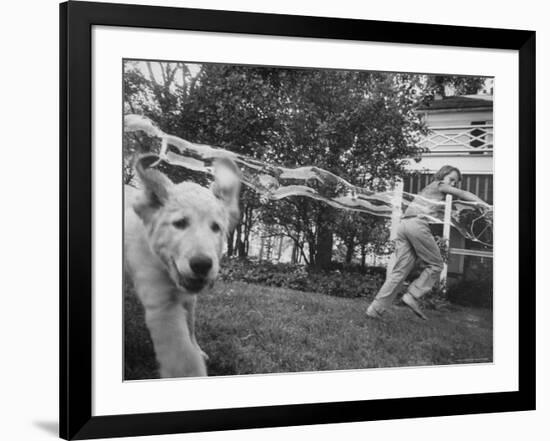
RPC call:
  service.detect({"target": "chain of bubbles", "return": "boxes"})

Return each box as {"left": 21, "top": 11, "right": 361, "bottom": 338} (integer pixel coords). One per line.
{"left": 124, "top": 114, "right": 493, "bottom": 247}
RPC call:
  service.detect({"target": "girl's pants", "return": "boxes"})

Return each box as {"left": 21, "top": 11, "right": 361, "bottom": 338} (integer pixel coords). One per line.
{"left": 371, "top": 217, "right": 444, "bottom": 310}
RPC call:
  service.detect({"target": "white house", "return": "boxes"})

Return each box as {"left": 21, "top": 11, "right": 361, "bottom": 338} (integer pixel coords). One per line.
{"left": 405, "top": 94, "right": 494, "bottom": 280}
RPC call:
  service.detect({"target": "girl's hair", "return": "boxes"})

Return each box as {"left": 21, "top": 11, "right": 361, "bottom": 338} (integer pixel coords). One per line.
{"left": 433, "top": 165, "right": 462, "bottom": 182}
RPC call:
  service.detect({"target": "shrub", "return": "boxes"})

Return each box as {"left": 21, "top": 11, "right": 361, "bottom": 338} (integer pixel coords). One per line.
{"left": 447, "top": 278, "right": 493, "bottom": 308}
{"left": 219, "top": 257, "right": 384, "bottom": 299}
{"left": 219, "top": 257, "right": 491, "bottom": 309}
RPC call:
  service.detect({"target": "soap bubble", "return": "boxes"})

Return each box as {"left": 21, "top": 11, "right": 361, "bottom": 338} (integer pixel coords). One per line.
{"left": 125, "top": 114, "right": 493, "bottom": 247}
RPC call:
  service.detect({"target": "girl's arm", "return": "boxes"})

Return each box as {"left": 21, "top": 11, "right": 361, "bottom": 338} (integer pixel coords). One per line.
{"left": 438, "top": 183, "right": 491, "bottom": 207}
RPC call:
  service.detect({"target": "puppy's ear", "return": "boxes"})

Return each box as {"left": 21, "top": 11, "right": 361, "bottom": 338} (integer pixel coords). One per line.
{"left": 133, "top": 155, "right": 173, "bottom": 221}
{"left": 211, "top": 157, "right": 241, "bottom": 232}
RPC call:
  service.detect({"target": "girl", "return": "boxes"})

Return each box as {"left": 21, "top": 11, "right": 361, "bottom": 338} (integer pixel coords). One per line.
{"left": 366, "top": 165, "right": 490, "bottom": 320}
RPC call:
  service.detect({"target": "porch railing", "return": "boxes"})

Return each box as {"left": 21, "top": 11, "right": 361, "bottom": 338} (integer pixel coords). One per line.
{"left": 419, "top": 124, "right": 493, "bottom": 155}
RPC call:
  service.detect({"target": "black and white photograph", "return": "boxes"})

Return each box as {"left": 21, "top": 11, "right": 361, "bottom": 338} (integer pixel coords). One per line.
{"left": 123, "top": 59, "right": 494, "bottom": 380}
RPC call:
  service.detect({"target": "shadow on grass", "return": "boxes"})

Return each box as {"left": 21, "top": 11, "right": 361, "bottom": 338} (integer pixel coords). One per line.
{"left": 124, "top": 278, "right": 158, "bottom": 380}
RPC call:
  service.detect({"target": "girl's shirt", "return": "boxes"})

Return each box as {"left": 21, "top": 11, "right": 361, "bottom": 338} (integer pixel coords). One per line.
{"left": 402, "top": 180, "right": 446, "bottom": 220}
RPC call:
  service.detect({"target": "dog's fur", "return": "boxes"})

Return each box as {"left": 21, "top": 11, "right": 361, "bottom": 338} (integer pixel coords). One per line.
{"left": 125, "top": 156, "right": 240, "bottom": 378}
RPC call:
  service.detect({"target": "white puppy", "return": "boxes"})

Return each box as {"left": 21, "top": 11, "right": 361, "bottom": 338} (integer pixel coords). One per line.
{"left": 125, "top": 156, "right": 240, "bottom": 377}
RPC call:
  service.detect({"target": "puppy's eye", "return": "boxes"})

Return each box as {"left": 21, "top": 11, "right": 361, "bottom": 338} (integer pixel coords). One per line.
{"left": 211, "top": 222, "right": 221, "bottom": 233}
{"left": 173, "top": 218, "right": 189, "bottom": 229}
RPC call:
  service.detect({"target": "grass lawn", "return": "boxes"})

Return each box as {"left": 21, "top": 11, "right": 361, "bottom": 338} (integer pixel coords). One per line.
{"left": 124, "top": 280, "right": 493, "bottom": 380}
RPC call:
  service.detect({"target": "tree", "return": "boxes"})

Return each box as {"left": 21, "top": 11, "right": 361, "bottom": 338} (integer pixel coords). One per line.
{"left": 424, "top": 75, "right": 486, "bottom": 98}
{"left": 124, "top": 62, "right": 282, "bottom": 255}
{"left": 175, "top": 65, "right": 285, "bottom": 256}
{"left": 123, "top": 62, "right": 444, "bottom": 268}
{"left": 332, "top": 211, "right": 391, "bottom": 267}
{"left": 255, "top": 69, "right": 426, "bottom": 269}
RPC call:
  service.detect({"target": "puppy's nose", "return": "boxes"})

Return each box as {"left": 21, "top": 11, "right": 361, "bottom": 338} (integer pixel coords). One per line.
{"left": 189, "top": 255, "right": 213, "bottom": 277}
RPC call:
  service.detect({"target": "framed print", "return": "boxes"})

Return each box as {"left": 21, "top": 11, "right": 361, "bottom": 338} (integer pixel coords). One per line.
{"left": 60, "top": 1, "right": 535, "bottom": 439}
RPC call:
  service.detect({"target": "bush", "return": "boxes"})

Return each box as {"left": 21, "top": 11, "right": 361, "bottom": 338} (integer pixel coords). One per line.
{"left": 219, "top": 257, "right": 491, "bottom": 309}
{"left": 219, "top": 257, "right": 384, "bottom": 299}
{"left": 328, "top": 261, "right": 387, "bottom": 277}
{"left": 447, "top": 279, "right": 493, "bottom": 308}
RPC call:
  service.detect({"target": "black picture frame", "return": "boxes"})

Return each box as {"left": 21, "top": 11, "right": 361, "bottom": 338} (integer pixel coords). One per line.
{"left": 60, "top": 1, "right": 536, "bottom": 439}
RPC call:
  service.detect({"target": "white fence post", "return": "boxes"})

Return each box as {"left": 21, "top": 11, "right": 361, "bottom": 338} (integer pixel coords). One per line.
{"left": 440, "top": 194, "right": 453, "bottom": 287}
{"left": 387, "top": 180, "right": 404, "bottom": 275}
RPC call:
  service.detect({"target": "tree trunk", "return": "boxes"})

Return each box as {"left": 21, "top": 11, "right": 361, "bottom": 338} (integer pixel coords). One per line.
{"left": 345, "top": 236, "right": 355, "bottom": 264}
{"left": 237, "top": 239, "right": 246, "bottom": 258}
{"left": 360, "top": 244, "right": 367, "bottom": 269}
{"left": 277, "top": 236, "right": 284, "bottom": 261}
{"left": 291, "top": 241, "right": 298, "bottom": 264}
{"left": 308, "top": 239, "right": 316, "bottom": 266}
{"left": 315, "top": 224, "right": 333, "bottom": 270}
{"left": 226, "top": 230, "right": 235, "bottom": 256}
{"left": 259, "top": 236, "right": 264, "bottom": 261}
{"left": 239, "top": 204, "right": 253, "bottom": 259}
{"left": 265, "top": 236, "right": 273, "bottom": 261}
{"left": 235, "top": 224, "right": 245, "bottom": 259}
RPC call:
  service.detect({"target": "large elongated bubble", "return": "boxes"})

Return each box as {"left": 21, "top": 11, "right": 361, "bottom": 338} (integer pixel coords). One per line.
{"left": 124, "top": 114, "right": 493, "bottom": 247}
